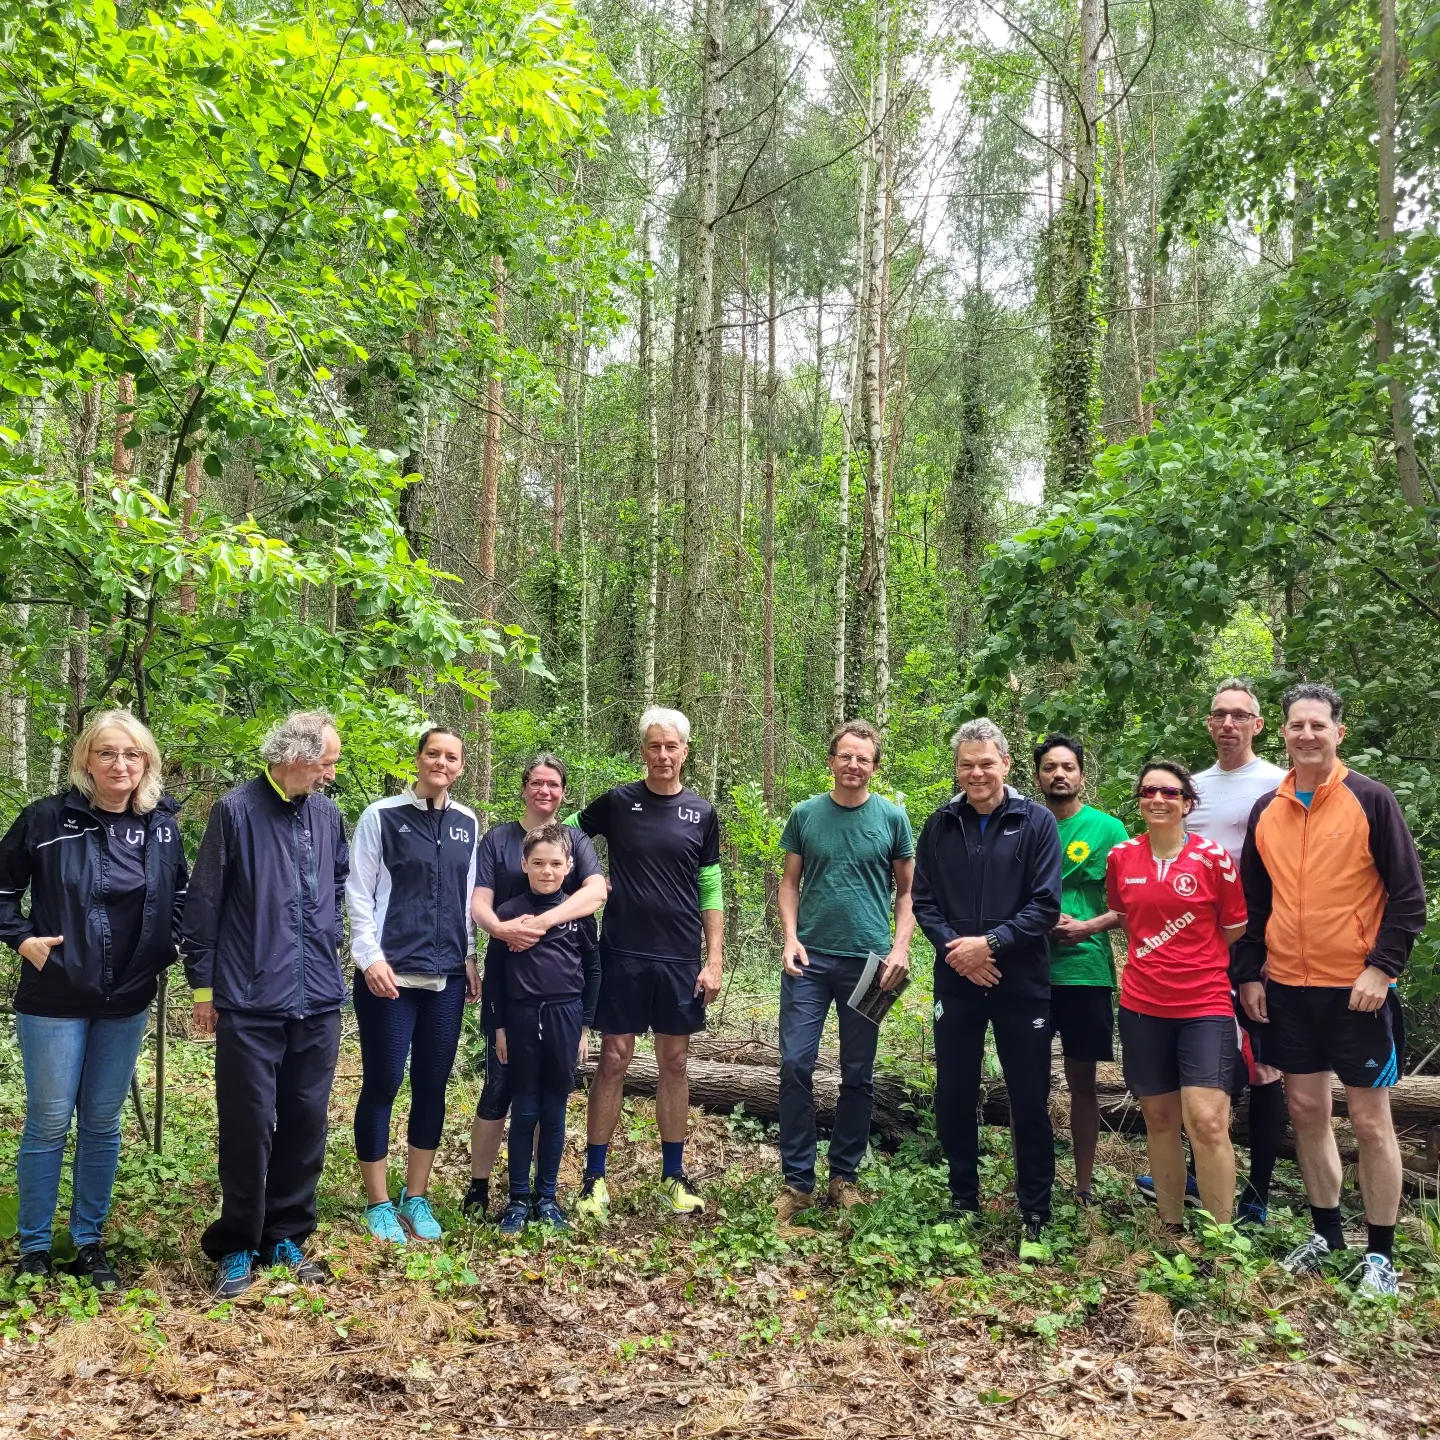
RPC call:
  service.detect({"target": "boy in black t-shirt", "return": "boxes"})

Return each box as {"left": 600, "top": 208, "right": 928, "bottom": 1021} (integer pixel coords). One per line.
{"left": 493, "top": 824, "right": 603, "bottom": 1235}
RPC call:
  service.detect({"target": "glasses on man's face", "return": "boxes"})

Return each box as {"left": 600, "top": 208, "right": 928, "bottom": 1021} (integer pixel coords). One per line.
{"left": 1138, "top": 784, "right": 1184, "bottom": 800}
{"left": 96, "top": 749, "right": 145, "bottom": 767}
{"left": 1208, "top": 709, "right": 1259, "bottom": 724}
{"left": 833, "top": 752, "right": 875, "bottom": 766}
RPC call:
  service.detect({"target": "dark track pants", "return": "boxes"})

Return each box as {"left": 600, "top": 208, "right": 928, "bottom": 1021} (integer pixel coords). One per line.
{"left": 203, "top": 1008, "right": 342, "bottom": 1261}
{"left": 504, "top": 998, "right": 582, "bottom": 1202}
{"left": 934, "top": 989, "right": 1054, "bottom": 1220}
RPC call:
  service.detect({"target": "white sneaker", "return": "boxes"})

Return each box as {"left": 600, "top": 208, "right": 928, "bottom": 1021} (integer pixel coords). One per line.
{"left": 1353, "top": 1252, "right": 1400, "bottom": 1299}
{"left": 1280, "top": 1233, "right": 1335, "bottom": 1275}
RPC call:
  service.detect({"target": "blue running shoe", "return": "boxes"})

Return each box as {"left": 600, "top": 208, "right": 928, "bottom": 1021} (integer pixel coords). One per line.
{"left": 398, "top": 1188, "right": 443, "bottom": 1242}
{"left": 212, "top": 1250, "right": 257, "bottom": 1300}
{"left": 498, "top": 1199, "right": 531, "bottom": 1236}
{"left": 1235, "top": 1200, "right": 1268, "bottom": 1227}
{"left": 364, "top": 1200, "right": 408, "bottom": 1245}
{"left": 534, "top": 1198, "right": 570, "bottom": 1232}
{"left": 1135, "top": 1173, "right": 1200, "bottom": 1207}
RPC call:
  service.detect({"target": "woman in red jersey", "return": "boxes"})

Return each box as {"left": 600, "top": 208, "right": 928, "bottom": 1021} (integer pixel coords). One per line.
{"left": 1106, "top": 761, "right": 1246, "bottom": 1224}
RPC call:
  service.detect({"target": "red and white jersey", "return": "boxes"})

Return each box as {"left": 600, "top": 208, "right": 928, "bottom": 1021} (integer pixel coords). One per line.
{"left": 1105, "top": 832, "right": 1246, "bottom": 1018}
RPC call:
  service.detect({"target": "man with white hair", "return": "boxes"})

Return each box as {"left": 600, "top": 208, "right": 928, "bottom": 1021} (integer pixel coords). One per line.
{"left": 183, "top": 711, "right": 348, "bottom": 1299}
{"left": 912, "top": 717, "right": 1063, "bottom": 1260}
{"left": 574, "top": 707, "right": 723, "bottom": 1219}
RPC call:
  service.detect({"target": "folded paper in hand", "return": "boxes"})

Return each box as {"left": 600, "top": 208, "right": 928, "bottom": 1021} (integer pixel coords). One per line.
{"left": 847, "top": 950, "right": 908, "bottom": 1025}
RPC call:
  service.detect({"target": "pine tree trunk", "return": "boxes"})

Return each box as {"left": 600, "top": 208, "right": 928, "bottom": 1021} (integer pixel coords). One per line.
{"left": 678, "top": 0, "right": 725, "bottom": 717}
{"left": 1374, "top": 0, "right": 1424, "bottom": 510}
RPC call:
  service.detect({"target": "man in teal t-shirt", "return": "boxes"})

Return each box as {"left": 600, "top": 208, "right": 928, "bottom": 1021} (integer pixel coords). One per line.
{"left": 1034, "top": 734, "right": 1127, "bottom": 1203}
{"left": 775, "top": 719, "right": 914, "bottom": 1225}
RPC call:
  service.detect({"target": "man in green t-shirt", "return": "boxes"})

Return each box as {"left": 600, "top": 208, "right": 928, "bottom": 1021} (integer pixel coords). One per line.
{"left": 1034, "top": 733, "right": 1127, "bottom": 1204}
{"left": 775, "top": 719, "right": 915, "bottom": 1226}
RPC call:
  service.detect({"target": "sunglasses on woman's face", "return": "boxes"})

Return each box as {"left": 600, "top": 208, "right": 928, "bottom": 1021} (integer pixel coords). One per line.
{"left": 1138, "top": 784, "right": 1184, "bottom": 800}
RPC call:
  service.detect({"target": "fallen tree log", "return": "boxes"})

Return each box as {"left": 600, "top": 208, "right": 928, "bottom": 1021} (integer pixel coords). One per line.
{"left": 583, "top": 1047, "right": 1440, "bottom": 1178}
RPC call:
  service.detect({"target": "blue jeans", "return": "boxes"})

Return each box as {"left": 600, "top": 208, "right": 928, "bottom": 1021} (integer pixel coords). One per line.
{"left": 14, "top": 1010, "right": 151, "bottom": 1253}
{"left": 778, "top": 951, "right": 880, "bottom": 1191}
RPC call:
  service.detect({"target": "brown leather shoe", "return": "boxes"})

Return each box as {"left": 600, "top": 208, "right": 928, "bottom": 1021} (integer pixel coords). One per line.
{"left": 827, "top": 1177, "right": 863, "bottom": 1210}
{"left": 773, "top": 1186, "right": 816, "bottom": 1228}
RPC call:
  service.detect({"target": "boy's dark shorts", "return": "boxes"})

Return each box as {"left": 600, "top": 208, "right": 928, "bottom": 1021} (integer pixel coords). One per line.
{"left": 594, "top": 950, "right": 706, "bottom": 1037}
{"left": 504, "top": 997, "right": 584, "bottom": 1096}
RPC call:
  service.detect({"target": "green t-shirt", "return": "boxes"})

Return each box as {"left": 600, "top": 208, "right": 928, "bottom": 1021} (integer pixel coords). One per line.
{"left": 1052, "top": 805, "right": 1130, "bottom": 988}
{"left": 779, "top": 792, "right": 914, "bottom": 960}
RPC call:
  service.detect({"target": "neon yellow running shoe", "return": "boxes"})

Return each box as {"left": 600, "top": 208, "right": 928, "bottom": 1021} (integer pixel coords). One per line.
{"left": 1018, "top": 1218, "right": 1052, "bottom": 1264}
{"left": 573, "top": 1174, "right": 610, "bottom": 1222}
{"left": 660, "top": 1172, "right": 706, "bottom": 1216}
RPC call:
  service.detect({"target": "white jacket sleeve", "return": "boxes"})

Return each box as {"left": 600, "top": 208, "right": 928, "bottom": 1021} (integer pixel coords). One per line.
{"left": 345, "top": 803, "right": 386, "bottom": 971}
{"left": 465, "top": 826, "right": 479, "bottom": 959}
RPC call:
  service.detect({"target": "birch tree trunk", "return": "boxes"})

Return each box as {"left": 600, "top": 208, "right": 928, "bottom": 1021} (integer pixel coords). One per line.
{"left": 861, "top": 0, "right": 891, "bottom": 732}
{"left": 677, "top": 0, "right": 725, "bottom": 716}
{"left": 832, "top": 108, "right": 871, "bottom": 730}
{"left": 476, "top": 260, "right": 506, "bottom": 821}
{"left": 179, "top": 306, "right": 205, "bottom": 615}
{"left": 66, "top": 381, "right": 102, "bottom": 739}
{"left": 1374, "top": 0, "right": 1424, "bottom": 510}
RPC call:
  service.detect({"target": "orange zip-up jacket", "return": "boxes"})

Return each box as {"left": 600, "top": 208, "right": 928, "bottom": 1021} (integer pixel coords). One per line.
{"left": 1231, "top": 763, "right": 1426, "bottom": 988}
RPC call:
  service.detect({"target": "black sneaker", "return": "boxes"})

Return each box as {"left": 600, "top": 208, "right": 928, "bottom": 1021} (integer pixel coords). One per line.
{"left": 942, "top": 1196, "right": 980, "bottom": 1222}
{"left": 212, "top": 1250, "right": 257, "bottom": 1300}
{"left": 15, "top": 1251, "right": 51, "bottom": 1279}
{"left": 262, "top": 1238, "right": 328, "bottom": 1285}
{"left": 69, "top": 1244, "right": 119, "bottom": 1289}
{"left": 462, "top": 1177, "right": 490, "bottom": 1219}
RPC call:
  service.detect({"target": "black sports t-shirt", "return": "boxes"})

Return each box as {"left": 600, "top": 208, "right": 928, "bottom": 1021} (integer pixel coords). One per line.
{"left": 474, "top": 820, "right": 600, "bottom": 1030}
{"left": 100, "top": 808, "right": 148, "bottom": 972}
{"left": 578, "top": 781, "right": 720, "bottom": 964}
{"left": 495, "top": 890, "right": 585, "bottom": 1003}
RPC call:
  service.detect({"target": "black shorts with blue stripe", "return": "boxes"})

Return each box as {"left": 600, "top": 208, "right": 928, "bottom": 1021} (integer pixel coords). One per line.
{"left": 1264, "top": 980, "right": 1406, "bottom": 1089}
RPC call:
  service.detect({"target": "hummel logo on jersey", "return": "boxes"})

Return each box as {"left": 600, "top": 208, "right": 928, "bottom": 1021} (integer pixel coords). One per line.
{"left": 1365, "top": 1057, "right": 1379, "bottom": 1068}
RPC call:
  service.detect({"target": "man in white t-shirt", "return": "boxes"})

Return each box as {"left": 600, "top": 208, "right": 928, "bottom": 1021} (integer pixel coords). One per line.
{"left": 1187, "top": 677, "right": 1287, "bottom": 1224}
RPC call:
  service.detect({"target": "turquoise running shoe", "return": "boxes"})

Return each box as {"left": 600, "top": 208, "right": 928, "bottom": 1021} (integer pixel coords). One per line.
{"left": 364, "top": 1200, "right": 408, "bottom": 1246}
{"left": 398, "top": 1188, "right": 443, "bottom": 1241}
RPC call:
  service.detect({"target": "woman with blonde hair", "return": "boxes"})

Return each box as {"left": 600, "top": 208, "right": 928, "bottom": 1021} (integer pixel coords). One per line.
{"left": 0, "top": 709, "right": 188, "bottom": 1287}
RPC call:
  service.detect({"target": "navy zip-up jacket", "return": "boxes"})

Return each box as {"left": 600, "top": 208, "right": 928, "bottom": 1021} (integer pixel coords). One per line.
{"left": 0, "top": 788, "right": 188, "bottom": 1018}
{"left": 911, "top": 786, "right": 1063, "bottom": 1002}
{"left": 346, "top": 788, "right": 478, "bottom": 977}
{"left": 181, "top": 775, "right": 349, "bottom": 1017}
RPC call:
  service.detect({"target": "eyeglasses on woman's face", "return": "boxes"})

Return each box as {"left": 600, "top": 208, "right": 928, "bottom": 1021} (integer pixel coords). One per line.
{"left": 95, "top": 749, "right": 145, "bottom": 768}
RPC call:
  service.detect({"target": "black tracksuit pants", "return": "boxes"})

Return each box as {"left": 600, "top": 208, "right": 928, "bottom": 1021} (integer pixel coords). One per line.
{"left": 203, "top": 1008, "right": 342, "bottom": 1261}
{"left": 934, "top": 989, "right": 1054, "bottom": 1220}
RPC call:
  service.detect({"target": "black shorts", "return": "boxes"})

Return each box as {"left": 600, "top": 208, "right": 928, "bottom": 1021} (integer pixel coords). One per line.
{"left": 1118, "top": 1006, "right": 1238, "bottom": 1097}
{"left": 504, "top": 997, "right": 583, "bottom": 1097}
{"left": 594, "top": 951, "right": 706, "bottom": 1037}
{"left": 1264, "top": 981, "right": 1406, "bottom": 1089}
{"left": 475, "top": 1028, "right": 511, "bottom": 1121}
{"left": 1050, "top": 984, "right": 1115, "bottom": 1063}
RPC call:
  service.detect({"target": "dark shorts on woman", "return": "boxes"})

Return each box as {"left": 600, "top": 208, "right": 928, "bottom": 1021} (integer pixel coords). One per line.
{"left": 1049, "top": 984, "right": 1115, "bottom": 1063}
{"left": 1119, "top": 1006, "right": 1238, "bottom": 1096}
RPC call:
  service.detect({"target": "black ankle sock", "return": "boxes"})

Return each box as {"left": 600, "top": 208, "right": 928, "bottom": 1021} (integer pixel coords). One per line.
{"left": 1311, "top": 1204, "right": 1346, "bottom": 1252}
{"left": 1366, "top": 1223, "right": 1395, "bottom": 1261}
{"left": 465, "top": 1176, "right": 490, "bottom": 1207}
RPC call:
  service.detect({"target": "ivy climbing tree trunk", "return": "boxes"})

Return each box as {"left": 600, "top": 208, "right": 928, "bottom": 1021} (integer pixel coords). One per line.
{"left": 1374, "top": 0, "right": 1423, "bottom": 511}
{"left": 1045, "top": 0, "right": 1103, "bottom": 497}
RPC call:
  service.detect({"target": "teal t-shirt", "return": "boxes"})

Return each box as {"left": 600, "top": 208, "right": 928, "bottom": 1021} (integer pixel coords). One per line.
{"left": 1052, "top": 805, "right": 1130, "bottom": 988}
{"left": 779, "top": 792, "right": 914, "bottom": 960}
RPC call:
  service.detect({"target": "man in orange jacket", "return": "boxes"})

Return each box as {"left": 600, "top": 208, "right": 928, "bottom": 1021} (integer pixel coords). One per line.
{"left": 1234, "top": 683, "right": 1426, "bottom": 1299}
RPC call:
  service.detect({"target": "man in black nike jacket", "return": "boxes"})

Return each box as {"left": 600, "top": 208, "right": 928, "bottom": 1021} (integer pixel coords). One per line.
{"left": 912, "top": 718, "right": 1063, "bottom": 1259}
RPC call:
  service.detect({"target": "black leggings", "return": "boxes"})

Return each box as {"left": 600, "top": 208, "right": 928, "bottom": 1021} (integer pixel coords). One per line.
{"left": 934, "top": 990, "right": 1055, "bottom": 1220}
{"left": 352, "top": 974, "right": 467, "bottom": 1163}
{"left": 1240, "top": 1079, "right": 1286, "bottom": 1208}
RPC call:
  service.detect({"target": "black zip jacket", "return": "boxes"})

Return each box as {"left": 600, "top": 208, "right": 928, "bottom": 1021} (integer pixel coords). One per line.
{"left": 181, "top": 775, "right": 349, "bottom": 1017}
{"left": 911, "top": 787, "right": 1063, "bottom": 1002}
{"left": 0, "top": 789, "right": 188, "bottom": 1018}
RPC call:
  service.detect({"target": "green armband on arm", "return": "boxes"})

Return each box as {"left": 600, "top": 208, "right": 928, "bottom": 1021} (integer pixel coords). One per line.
{"left": 698, "top": 863, "right": 723, "bottom": 912}
{"left": 192, "top": 988, "right": 213, "bottom": 1003}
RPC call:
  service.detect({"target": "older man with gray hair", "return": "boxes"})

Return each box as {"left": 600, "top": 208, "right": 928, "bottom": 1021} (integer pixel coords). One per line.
{"left": 183, "top": 711, "right": 348, "bottom": 1298}
{"left": 912, "top": 718, "right": 1063, "bottom": 1260}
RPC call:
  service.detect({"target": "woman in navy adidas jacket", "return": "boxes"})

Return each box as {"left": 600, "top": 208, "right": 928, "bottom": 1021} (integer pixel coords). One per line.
{"left": 0, "top": 709, "right": 188, "bottom": 1288}
{"left": 345, "top": 727, "right": 479, "bottom": 1245}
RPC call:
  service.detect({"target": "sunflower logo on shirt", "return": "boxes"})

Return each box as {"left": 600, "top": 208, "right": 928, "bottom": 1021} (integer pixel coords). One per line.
{"left": 1066, "top": 839, "right": 1091, "bottom": 864}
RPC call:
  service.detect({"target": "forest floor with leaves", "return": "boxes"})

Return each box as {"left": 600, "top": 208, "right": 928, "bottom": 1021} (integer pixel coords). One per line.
{"left": 1, "top": 991, "right": 1439, "bottom": 1440}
